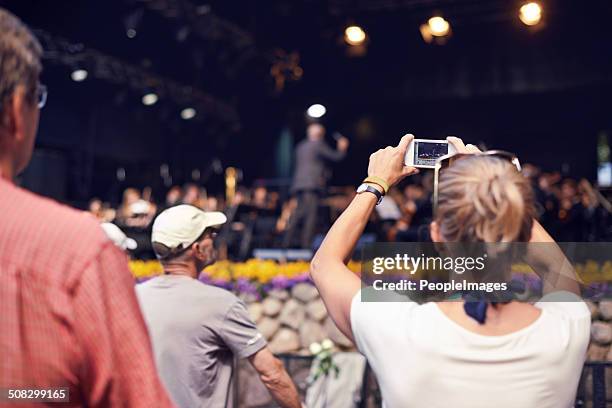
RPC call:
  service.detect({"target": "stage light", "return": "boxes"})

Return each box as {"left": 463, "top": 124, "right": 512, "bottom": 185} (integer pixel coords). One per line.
{"left": 142, "top": 93, "right": 158, "bottom": 106}
{"left": 428, "top": 16, "right": 450, "bottom": 37}
{"left": 181, "top": 108, "right": 196, "bottom": 120}
{"left": 307, "top": 104, "right": 326, "bottom": 118}
{"left": 126, "top": 28, "right": 137, "bottom": 38}
{"left": 71, "top": 69, "right": 88, "bottom": 82}
{"left": 344, "top": 25, "right": 366, "bottom": 46}
{"left": 519, "top": 2, "right": 542, "bottom": 26}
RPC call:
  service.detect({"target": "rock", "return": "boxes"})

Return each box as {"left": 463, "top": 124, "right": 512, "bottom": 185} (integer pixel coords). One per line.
{"left": 591, "top": 321, "right": 612, "bottom": 345}
{"left": 268, "top": 289, "right": 290, "bottom": 301}
{"left": 599, "top": 301, "right": 612, "bottom": 320}
{"left": 588, "top": 343, "right": 609, "bottom": 361}
{"left": 269, "top": 328, "right": 301, "bottom": 354}
{"left": 238, "top": 292, "right": 258, "bottom": 304}
{"left": 586, "top": 301, "right": 599, "bottom": 319}
{"left": 299, "top": 319, "right": 327, "bottom": 350}
{"left": 324, "top": 317, "right": 354, "bottom": 348}
{"left": 262, "top": 297, "right": 283, "bottom": 317}
{"left": 279, "top": 299, "right": 305, "bottom": 330}
{"left": 258, "top": 317, "right": 280, "bottom": 340}
{"left": 607, "top": 346, "right": 612, "bottom": 361}
{"left": 306, "top": 298, "right": 328, "bottom": 321}
{"left": 292, "top": 283, "right": 319, "bottom": 303}
{"left": 248, "top": 303, "right": 263, "bottom": 323}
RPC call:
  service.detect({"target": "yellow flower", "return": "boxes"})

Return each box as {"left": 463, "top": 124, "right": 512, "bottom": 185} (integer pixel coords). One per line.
{"left": 129, "top": 260, "right": 163, "bottom": 278}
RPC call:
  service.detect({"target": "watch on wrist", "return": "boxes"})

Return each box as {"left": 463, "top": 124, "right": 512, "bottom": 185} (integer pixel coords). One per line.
{"left": 356, "top": 183, "right": 384, "bottom": 205}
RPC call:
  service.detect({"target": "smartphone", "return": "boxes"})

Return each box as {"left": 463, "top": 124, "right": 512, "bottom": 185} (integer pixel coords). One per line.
{"left": 404, "top": 138, "right": 456, "bottom": 168}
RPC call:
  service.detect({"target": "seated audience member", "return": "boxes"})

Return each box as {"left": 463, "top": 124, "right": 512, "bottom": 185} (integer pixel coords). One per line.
{"left": 0, "top": 9, "right": 173, "bottom": 406}
{"left": 101, "top": 222, "right": 138, "bottom": 253}
{"left": 88, "top": 198, "right": 116, "bottom": 222}
{"left": 164, "top": 185, "right": 183, "bottom": 210}
{"left": 117, "top": 187, "right": 156, "bottom": 228}
{"left": 117, "top": 187, "right": 141, "bottom": 219}
{"left": 136, "top": 205, "right": 302, "bottom": 408}
{"left": 205, "top": 195, "right": 220, "bottom": 211}
{"left": 252, "top": 185, "right": 271, "bottom": 209}
{"left": 556, "top": 178, "right": 584, "bottom": 241}
{"left": 579, "top": 178, "right": 612, "bottom": 241}
{"left": 182, "top": 183, "right": 202, "bottom": 206}
{"left": 310, "top": 135, "right": 590, "bottom": 408}
{"left": 88, "top": 198, "right": 104, "bottom": 219}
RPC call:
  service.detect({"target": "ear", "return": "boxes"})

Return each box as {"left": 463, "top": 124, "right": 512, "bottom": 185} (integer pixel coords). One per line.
{"left": 430, "top": 221, "right": 443, "bottom": 243}
{"left": 191, "top": 241, "right": 205, "bottom": 259}
{"left": 5, "top": 85, "right": 29, "bottom": 143}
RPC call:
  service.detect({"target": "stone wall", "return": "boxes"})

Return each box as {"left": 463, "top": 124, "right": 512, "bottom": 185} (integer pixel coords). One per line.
{"left": 238, "top": 282, "right": 356, "bottom": 407}
{"left": 587, "top": 301, "right": 612, "bottom": 360}
{"left": 237, "top": 287, "right": 611, "bottom": 407}
{"left": 243, "top": 283, "right": 354, "bottom": 354}
{"left": 245, "top": 284, "right": 612, "bottom": 358}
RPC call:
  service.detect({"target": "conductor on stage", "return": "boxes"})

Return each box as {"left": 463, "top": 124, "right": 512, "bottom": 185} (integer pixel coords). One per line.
{"left": 283, "top": 123, "right": 349, "bottom": 248}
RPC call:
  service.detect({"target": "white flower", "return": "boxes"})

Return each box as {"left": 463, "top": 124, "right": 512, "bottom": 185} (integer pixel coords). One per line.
{"left": 309, "top": 342, "right": 322, "bottom": 355}
{"left": 321, "top": 338, "right": 334, "bottom": 350}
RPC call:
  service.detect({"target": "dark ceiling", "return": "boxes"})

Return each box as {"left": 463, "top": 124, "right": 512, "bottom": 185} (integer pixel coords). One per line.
{"left": 2, "top": 0, "right": 612, "bottom": 202}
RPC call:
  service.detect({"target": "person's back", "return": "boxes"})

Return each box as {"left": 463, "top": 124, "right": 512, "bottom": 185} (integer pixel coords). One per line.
{"left": 138, "top": 205, "right": 301, "bottom": 408}
{"left": 0, "top": 179, "right": 173, "bottom": 407}
{"left": 291, "top": 124, "right": 348, "bottom": 194}
{"left": 137, "top": 276, "right": 264, "bottom": 407}
{"left": 0, "top": 9, "right": 173, "bottom": 406}
{"left": 351, "top": 292, "right": 590, "bottom": 408}
{"left": 309, "top": 135, "right": 591, "bottom": 408}
{"left": 292, "top": 138, "right": 327, "bottom": 193}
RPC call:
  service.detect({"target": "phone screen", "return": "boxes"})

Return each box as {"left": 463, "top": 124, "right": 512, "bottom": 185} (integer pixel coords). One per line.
{"left": 414, "top": 141, "right": 448, "bottom": 167}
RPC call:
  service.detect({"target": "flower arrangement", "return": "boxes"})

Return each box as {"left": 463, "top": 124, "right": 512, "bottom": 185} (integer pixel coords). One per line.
{"left": 129, "top": 259, "right": 612, "bottom": 297}
{"left": 130, "top": 259, "right": 361, "bottom": 297}
{"left": 308, "top": 339, "right": 340, "bottom": 383}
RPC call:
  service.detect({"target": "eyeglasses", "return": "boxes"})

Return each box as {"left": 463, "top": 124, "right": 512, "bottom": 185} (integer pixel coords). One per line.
{"left": 204, "top": 230, "right": 219, "bottom": 240}
{"left": 0, "top": 83, "right": 47, "bottom": 112}
{"left": 36, "top": 84, "right": 47, "bottom": 109}
{"left": 433, "top": 150, "right": 522, "bottom": 215}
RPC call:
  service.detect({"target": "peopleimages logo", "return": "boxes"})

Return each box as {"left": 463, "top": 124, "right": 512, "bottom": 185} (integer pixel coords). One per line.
{"left": 372, "top": 253, "right": 487, "bottom": 275}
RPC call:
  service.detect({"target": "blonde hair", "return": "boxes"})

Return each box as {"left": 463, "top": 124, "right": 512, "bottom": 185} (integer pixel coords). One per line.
{"left": 435, "top": 156, "right": 534, "bottom": 242}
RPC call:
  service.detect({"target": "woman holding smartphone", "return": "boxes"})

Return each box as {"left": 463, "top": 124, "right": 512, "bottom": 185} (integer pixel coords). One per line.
{"left": 310, "top": 134, "right": 590, "bottom": 408}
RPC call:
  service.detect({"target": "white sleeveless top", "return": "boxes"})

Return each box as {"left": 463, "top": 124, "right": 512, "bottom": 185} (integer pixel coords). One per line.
{"left": 350, "top": 291, "right": 590, "bottom": 408}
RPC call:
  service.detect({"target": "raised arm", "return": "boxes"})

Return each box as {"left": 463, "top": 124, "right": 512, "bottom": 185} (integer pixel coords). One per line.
{"left": 527, "top": 220, "right": 581, "bottom": 295}
{"left": 310, "top": 134, "right": 418, "bottom": 341}
{"left": 317, "top": 136, "right": 349, "bottom": 162}
{"left": 446, "top": 137, "right": 581, "bottom": 296}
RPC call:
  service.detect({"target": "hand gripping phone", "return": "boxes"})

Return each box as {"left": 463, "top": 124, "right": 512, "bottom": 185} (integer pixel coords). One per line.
{"left": 404, "top": 138, "right": 456, "bottom": 169}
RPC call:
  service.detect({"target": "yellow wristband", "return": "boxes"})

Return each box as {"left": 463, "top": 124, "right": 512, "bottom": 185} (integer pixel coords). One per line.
{"left": 364, "top": 176, "right": 389, "bottom": 194}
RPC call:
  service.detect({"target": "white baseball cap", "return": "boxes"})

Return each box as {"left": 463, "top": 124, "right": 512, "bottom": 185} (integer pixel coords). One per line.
{"left": 151, "top": 204, "right": 227, "bottom": 254}
{"left": 100, "top": 222, "right": 138, "bottom": 251}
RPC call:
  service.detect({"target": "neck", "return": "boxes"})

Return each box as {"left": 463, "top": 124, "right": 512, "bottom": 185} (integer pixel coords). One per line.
{"left": 0, "top": 158, "right": 14, "bottom": 182}
{"left": 162, "top": 260, "right": 199, "bottom": 279}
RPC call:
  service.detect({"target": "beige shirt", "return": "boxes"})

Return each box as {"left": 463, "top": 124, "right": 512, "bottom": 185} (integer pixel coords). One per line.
{"left": 137, "top": 275, "right": 266, "bottom": 408}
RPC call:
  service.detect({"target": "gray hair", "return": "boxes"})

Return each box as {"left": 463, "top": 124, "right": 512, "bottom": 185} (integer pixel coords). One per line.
{"left": 0, "top": 8, "right": 42, "bottom": 119}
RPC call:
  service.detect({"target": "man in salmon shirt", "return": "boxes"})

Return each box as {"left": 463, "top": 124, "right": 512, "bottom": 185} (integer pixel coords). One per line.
{"left": 0, "top": 8, "right": 174, "bottom": 407}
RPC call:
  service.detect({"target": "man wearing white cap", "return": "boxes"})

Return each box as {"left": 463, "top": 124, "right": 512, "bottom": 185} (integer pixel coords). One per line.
{"left": 136, "top": 205, "right": 301, "bottom": 408}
